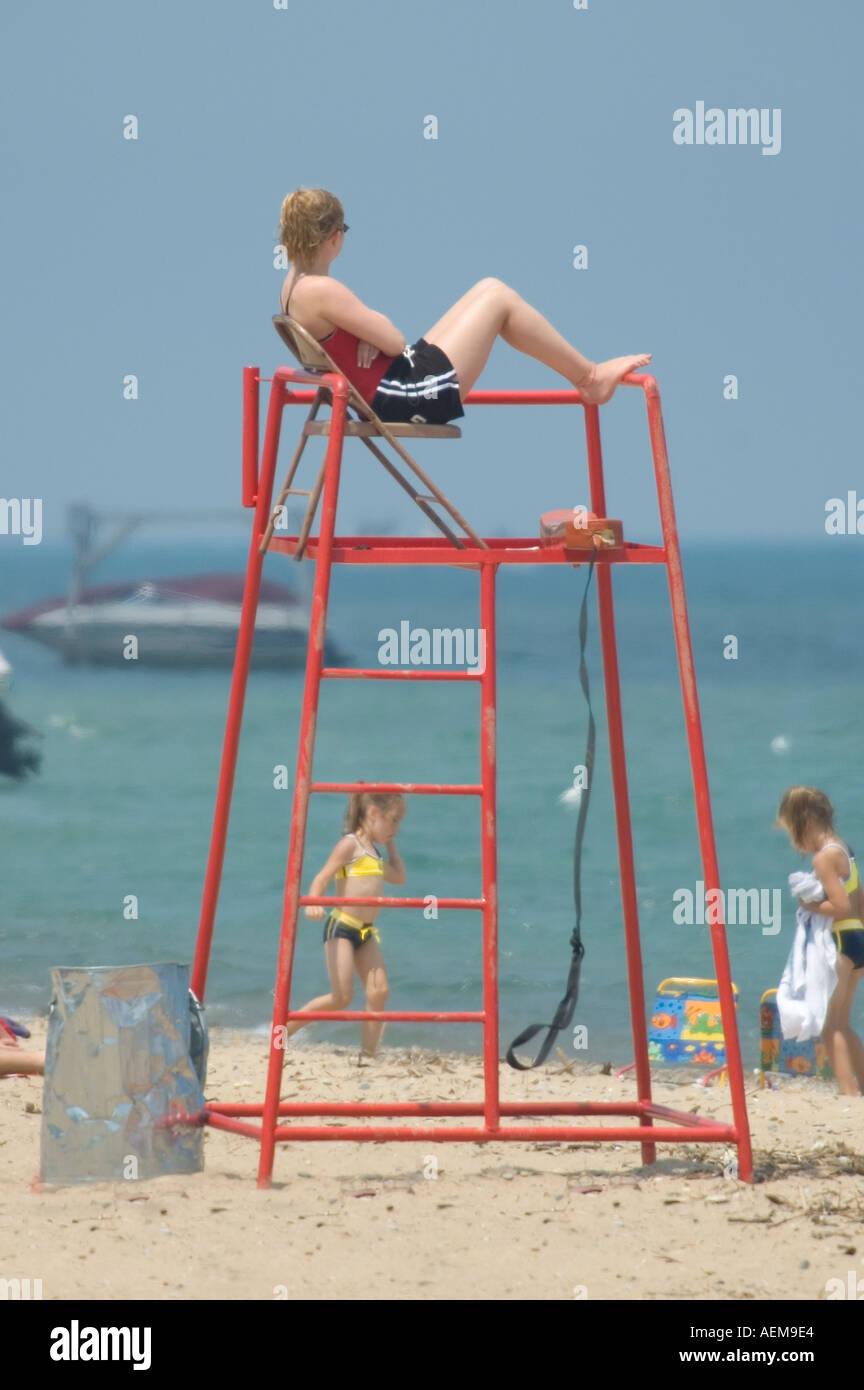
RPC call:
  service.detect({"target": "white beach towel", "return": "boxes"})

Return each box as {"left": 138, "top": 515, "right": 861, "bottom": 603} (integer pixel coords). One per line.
{"left": 776, "top": 871, "right": 838, "bottom": 1042}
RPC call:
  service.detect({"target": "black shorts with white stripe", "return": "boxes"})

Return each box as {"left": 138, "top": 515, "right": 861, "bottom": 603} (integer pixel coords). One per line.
{"left": 370, "top": 338, "right": 465, "bottom": 424}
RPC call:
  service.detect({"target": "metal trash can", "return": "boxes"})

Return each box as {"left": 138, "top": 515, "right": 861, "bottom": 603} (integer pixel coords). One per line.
{"left": 41, "top": 963, "right": 207, "bottom": 1185}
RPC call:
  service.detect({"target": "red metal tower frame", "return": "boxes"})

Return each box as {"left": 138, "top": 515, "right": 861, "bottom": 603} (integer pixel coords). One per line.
{"left": 190, "top": 365, "right": 753, "bottom": 1188}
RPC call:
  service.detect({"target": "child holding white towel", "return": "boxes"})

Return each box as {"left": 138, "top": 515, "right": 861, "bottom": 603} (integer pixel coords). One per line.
{"left": 777, "top": 868, "right": 837, "bottom": 1045}
{"left": 776, "top": 786, "right": 864, "bottom": 1096}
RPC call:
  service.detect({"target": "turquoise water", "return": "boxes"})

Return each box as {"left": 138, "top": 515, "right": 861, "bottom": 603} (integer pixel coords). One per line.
{"left": 2, "top": 539, "right": 863, "bottom": 1068}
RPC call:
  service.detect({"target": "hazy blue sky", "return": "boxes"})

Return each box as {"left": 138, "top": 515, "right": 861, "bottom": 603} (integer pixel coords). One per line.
{"left": 1, "top": 0, "right": 861, "bottom": 543}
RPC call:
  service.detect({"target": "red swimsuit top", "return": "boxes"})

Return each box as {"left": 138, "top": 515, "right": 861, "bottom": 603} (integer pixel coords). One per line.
{"left": 283, "top": 278, "right": 398, "bottom": 405}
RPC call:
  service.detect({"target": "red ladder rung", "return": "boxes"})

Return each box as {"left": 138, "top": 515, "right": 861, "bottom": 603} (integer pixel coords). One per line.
{"left": 301, "top": 895, "right": 484, "bottom": 909}
{"left": 322, "top": 668, "right": 482, "bottom": 681}
{"left": 284, "top": 1010, "right": 484, "bottom": 1022}
{"left": 310, "top": 781, "right": 482, "bottom": 795}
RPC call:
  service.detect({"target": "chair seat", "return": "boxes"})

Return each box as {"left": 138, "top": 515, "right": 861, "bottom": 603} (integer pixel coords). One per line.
{"left": 304, "top": 421, "right": 461, "bottom": 439}
{"left": 268, "top": 312, "right": 483, "bottom": 551}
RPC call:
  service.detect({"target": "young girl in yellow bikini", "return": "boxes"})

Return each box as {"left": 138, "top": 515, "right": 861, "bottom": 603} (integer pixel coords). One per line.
{"left": 283, "top": 789, "right": 406, "bottom": 1062}
{"left": 776, "top": 786, "right": 864, "bottom": 1096}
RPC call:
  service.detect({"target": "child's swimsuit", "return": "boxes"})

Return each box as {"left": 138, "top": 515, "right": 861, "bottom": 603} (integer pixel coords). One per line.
{"left": 282, "top": 276, "right": 464, "bottom": 425}
{"left": 823, "top": 842, "right": 864, "bottom": 969}
{"left": 322, "top": 834, "right": 385, "bottom": 949}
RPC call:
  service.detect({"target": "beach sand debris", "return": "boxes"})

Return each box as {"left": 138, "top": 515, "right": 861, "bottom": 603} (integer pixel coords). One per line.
{"left": 755, "top": 1141, "right": 864, "bottom": 1182}
{"left": 11, "top": 1026, "right": 864, "bottom": 1302}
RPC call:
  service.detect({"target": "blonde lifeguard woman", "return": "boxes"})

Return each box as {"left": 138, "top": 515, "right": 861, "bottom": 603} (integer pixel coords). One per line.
{"left": 277, "top": 187, "right": 651, "bottom": 426}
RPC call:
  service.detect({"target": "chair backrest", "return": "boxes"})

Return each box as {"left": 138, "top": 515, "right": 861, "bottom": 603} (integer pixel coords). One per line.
{"left": 272, "top": 314, "right": 331, "bottom": 371}
{"left": 272, "top": 314, "right": 368, "bottom": 413}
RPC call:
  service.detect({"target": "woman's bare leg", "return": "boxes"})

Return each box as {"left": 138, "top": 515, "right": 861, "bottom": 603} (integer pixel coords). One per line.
{"left": 282, "top": 937, "right": 354, "bottom": 1036}
{"left": 424, "top": 278, "right": 651, "bottom": 404}
{"left": 421, "top": 278, "right": 501, "bottom": 348}
{"left": 354, "top": 939, "right": 389, "bottom": 1057}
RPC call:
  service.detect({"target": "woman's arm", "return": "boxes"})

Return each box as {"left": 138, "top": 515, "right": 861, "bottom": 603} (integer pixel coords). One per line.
{"left": 304, "top": 836, "right": 356, "bottom": 919}
{"left": 315, "top": 278, "right": 405, "bottom": 356}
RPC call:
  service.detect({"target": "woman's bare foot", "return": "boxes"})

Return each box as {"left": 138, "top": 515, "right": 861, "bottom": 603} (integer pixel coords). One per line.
{"left": 575, "top": 354, "right": 652, "bottom": 405}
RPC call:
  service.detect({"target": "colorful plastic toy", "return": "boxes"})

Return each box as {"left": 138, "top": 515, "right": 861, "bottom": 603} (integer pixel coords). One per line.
{"left": 759, "top": 988, "right": 832, "bottom": 1081}
{"left": 648, "top": 977, "right": 738, "bottom": 1065}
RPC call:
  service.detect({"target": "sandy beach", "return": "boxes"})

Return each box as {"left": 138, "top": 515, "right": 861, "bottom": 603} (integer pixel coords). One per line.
{"left": 3, "top": 1021, "right": 864, "bottom": 1302}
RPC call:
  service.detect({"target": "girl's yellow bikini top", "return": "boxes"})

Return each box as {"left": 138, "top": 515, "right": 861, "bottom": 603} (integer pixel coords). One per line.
{"left": 823, "top": 841, "right": 861, "bottom": 930}
{"left": 335, "top": 832, "right": 385, "bottom": 879}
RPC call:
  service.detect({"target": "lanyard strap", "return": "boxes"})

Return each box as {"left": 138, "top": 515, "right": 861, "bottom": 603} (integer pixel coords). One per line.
{"left": 506, "top": 551, "right": 596, "bottom": 1070}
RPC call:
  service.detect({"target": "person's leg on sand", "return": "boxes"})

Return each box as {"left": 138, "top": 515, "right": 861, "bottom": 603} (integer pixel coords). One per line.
{"left": 0, "top": 1041, "right": 44, "bottom": 1076}
{"left": 282, "top": 935, "right": 355, "bottom": 1039}
{"left": 822, "top": 957, "right": 863, "bottom": 1095}
{"left": 354, "top": 939, "right": 389, "bottom": 1061}
{"left": 841, "top": 965, "right": 864, "bottom": 1090}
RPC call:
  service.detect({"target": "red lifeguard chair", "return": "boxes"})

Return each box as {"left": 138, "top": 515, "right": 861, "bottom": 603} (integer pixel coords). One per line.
{"left": 190, "top": 324, "right": 753, "bottom": 1187}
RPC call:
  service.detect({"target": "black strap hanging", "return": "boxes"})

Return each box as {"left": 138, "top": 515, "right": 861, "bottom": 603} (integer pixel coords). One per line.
{"left": 506, "top": 550, "right": 597, "bottom": 1070}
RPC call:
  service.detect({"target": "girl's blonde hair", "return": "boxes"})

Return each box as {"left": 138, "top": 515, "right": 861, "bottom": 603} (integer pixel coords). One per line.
{"left": 775, "top": 785, "right": 835, "bottom": 851}
{"left": 278, "top": 187, "right": 344, "bottom": 264}
{"left": 344, "top": 786, "right": 404, "bottom": 834}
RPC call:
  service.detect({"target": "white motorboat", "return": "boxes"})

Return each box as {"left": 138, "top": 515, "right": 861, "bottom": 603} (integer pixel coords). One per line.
{"left": 1, "top": 572, "right": 339, "bottom": 670}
